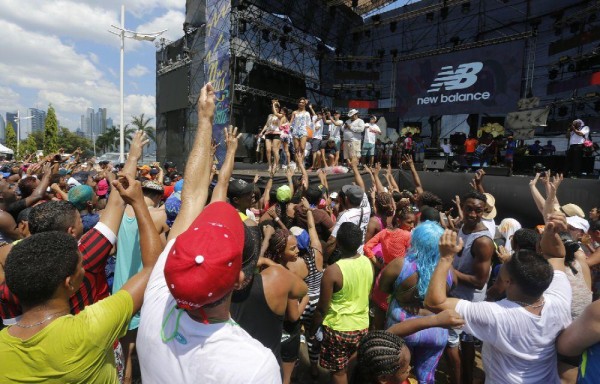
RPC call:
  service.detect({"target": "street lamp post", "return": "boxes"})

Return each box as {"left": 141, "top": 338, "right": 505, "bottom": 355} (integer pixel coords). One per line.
{"left": 15, "top": 110, "right": 34, "bottom": 158}
{"left": 109, "top": 5, "right": 166, "bottom": 163}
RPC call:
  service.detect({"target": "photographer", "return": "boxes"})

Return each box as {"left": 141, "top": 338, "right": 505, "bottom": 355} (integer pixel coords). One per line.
{"left": 566, "top": 119, "right": 590, "bottom": 178}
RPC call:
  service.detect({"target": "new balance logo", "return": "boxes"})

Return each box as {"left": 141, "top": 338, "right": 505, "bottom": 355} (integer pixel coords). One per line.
{"left": 427, "top": 62, "right": 483, "bottom": 93}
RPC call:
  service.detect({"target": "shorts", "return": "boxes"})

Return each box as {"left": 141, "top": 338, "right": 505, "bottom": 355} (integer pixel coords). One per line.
{"left": 320, "top": 326, "right": 368, "bottom": 371}
{"left": 362, "top": 143, "right": 375, "bottom": 157}
{"left": 265, "top": 133, "right": 280, "bottom": 141}
{"left": 447, "top": 328, "right": 478, "bottom": 348}
{"left": 343, "top": 141, "right": 361, "bottom": 159}
{"left": 281, "top": 322, "right": 302, "bottom": 363}
{"left": 293, "top": 126, "right": 307, "bottom": 139}
{"left": 311, "top": 138, "right": 322, "bottom": 153}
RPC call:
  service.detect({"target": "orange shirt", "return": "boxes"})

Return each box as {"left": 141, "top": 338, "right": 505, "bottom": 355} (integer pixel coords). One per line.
{"left": 465, "top": 138, "right": 478, "bottom": 153}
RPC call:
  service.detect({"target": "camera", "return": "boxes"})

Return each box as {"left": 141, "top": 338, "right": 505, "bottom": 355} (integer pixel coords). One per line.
{"left": 533, "top": 163, "right": 546, "bottom": 177}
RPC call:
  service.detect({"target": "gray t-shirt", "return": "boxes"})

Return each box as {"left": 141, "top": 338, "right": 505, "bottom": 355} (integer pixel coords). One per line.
{"left": 450, "top": 228, "right": 492, "bottom": 302}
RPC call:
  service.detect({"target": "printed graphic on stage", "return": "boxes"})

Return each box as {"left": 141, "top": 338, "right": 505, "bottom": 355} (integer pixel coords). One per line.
{"left": 396, "top": 41, "right": 525, "bottom": 117}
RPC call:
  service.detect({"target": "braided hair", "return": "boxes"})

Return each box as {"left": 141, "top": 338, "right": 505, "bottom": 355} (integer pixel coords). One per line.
{"left": 357, "top": 331, "right": 408, "bottom": 383}
{"left": 264, "top": 229, "right": 290, "bottom": 264}
{"left": 375, "top": 192, "right": 395, "bottom": 217}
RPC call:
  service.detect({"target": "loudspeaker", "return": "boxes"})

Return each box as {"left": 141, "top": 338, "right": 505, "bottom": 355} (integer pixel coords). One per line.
{"left": 483, "top": 166, "right": 511, "bottom": 176}
{"left": 424, "top": 158, "right": 447, "bottom": 170}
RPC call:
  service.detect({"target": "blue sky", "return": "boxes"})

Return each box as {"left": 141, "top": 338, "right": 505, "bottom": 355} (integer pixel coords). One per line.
{"left": 0, "top": 0, "right": 186, "bottom": 132}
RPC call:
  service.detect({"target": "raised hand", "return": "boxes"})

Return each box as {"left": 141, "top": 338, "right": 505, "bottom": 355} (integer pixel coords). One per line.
{"left": 253, "top": 174, "right": 260, "bottom": 184}
{"left": 224, "top": 125, "right": 241, "bottom": 153}
{"left": 402, "top": 154, "right": 414, "bottom": 166}
{"left": 128, "top": 130, "right": 149, "bottom": 160}
{"left": 112, "top": 173, "right": 143, "bottom": 206}
{"left": 300, "top": 197, "right": 311, "bottom": 210}
{"left": 285, "top": 166, "right": 293, "bottom": 179}
{"left": 374, "top": 162, "right": 382, "bottom": 174}
{"left": 550, "top": 173, "right": 563, "bottom": 190}
{"left": 529, "top": 173, "right": 540, "bottom": 187}
{"left": 198, "top": 83, "right": 216, "bottom": 120}
{"left": 439, "top": 229, "right": 464, "bottom": 259}
{"left": 545, "top": 211, "right": 568, "bottom": 234}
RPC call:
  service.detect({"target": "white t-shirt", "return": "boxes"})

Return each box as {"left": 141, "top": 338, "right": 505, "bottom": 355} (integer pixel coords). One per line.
{"left": 329, "top": 120, "right": 342, "bottom": 140}
{"left": 455, "top": 270, "right": 572, "bottom": 384}
{"left": 331, "top": 193, "right": 371, "bottom": 254}
{"left": 482, "top": 218, "right": 496, "bottom": 239}
{"left": 569, "top": 125, "right": 589, "bottom": 145}
{"left": 343, "top": 118, "right": 365, "bottom": 142}
{"left": 137, "top": 240, "right": 281, "bottom": 384}
{"left": 312, "top": 116, "right": 323, "bottom": 140}
{"left": 363, "top": 123, "right": 381, "bottom": 145}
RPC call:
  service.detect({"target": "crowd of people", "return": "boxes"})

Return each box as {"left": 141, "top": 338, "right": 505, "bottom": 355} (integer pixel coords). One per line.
{"left": 252, "top": 101, "right": 594, "bottom": 179}
{"left": 1, "top": 83, "right": 599, "bottom": 384}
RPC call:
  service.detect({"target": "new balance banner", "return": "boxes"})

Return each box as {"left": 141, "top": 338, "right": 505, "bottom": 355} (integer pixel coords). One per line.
{"left": 396, "top": 41, "right": 525, "bottom": 118}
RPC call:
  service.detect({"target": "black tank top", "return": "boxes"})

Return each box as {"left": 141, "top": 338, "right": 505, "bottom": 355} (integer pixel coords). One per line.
{"left": 231, "top": 273, "right": 284, "bottom": 362}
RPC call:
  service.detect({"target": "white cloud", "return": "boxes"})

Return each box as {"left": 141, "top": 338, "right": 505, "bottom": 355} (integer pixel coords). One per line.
{"left": 89, "top": 52, "right": 100, "bottom": 64}
{"left": 128, "top": 64, "right": 150, "bottom": 78}
{"left": 0, "top": 86, "right": 22, "bottom": 112}
{"left": 136, "top": 9, "right": 186, "bottom": 43}
{"left": 0, "top": 20, "right": 156, "bottom": 129}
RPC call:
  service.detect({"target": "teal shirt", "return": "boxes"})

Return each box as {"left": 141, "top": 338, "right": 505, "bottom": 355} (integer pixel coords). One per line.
{"left": 112, "top": 213, "right": 142, "bottom": 330}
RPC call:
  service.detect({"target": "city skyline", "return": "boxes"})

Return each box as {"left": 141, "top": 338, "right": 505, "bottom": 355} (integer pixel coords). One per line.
{"left": 0, "top": 0, "right": 185, "bottom": 132}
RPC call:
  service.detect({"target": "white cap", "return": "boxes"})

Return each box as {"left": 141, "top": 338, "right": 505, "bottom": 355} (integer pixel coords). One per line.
{"left": 567, "top": 216, "right": 590, "bottom": 232}
{"left": 347, "top": 109, "right": 359, "bottom": 117}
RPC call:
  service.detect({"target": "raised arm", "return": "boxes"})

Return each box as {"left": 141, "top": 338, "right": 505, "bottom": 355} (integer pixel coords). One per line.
{"left": 300, "top": 198, "right": 323, "bottom": 259}
{"left": 348, "top": 156, "right": 365, "bottom": 190}
{"left": 114, "top": 174, "right": 163, "bottom": 313}
{"left": 470, "top": 169, "right": 485, "bottom": 193}
{"left": 557, "top": 300, "right": 600, "bottom": 356}
{"left": 99, "top": 131, "right": 148, "bottom": 235}
{"left": 528, "top": 173, "right": 546, "bottom": 215}
{"left": 403, "top": 154, "right": 423, "bottom": 195}
{"left": 272, "top": 101, "right": 284, "bottom": 118}
{"left": 424, "top": 230, "right": 464, "bottom": 312}
{"left": 211, "top": 126, "right": 241, "bottom": 203}
{"left": 23, "top": 163, "right": 52, "bottom": 208}
{"left": 387, "top": 309, "right": 465, "bottom": 337}
{"left": 168, "top": 83, "right": 215, "bottom": 241}
{"left": 386, "top": 164, "right": 400, "bottom": 192}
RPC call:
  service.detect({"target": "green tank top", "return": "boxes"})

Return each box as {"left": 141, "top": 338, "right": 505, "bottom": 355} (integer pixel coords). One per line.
{"left": 323, "top": 255, "right": 373, "bottom": 331}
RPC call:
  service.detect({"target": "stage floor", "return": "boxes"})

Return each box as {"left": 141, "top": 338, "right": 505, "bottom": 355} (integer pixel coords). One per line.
{"left": 232, "top": 162, "right": 599, "bottom": 228}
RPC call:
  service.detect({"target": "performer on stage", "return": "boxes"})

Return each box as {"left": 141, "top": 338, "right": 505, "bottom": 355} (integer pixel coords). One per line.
{"left": 290, "top": 97, "right": 311, "bottom": 166}
{"left": 259, "top": 101, "right": 282, "bottom": 173}
{"left": 271, "top": 100, "right": 291, "bottom": 169}
{"left": 566, "top": 119, "right": 590, "bottom": 178}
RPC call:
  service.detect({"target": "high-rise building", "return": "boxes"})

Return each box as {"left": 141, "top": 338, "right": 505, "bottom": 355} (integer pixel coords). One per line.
{"left": 81, "top": 107, "right": 110, "bottom": 138}
{"left": 97, "top": 108, "right": 107, "bottom": 133}
{"left": 29, "top": 108, "right": 47, "bottom": 133}
{"left": 106, "top": 117, "right": 113, "bottom": 129}
{"left": 0, "top": 114, "right": 5, "bottom": 142}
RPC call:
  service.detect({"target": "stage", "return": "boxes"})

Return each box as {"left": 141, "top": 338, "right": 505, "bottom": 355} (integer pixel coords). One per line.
{"left": 232, "top": 162, "right": 599, "bottom": 228}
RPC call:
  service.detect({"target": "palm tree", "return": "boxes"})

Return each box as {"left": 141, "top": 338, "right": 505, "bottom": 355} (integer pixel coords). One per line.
{"left": 130, "top": 114, "right": 156, "bottom": 158}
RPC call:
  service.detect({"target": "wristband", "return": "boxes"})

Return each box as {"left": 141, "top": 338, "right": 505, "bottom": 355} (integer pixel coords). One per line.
{"left": 274, "top": 217, "right": 280, "bottom": 222}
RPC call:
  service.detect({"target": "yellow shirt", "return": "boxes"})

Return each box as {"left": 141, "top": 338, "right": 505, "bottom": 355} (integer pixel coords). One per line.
{"left": 323, "top": 255, "right": 373, "bottom": 332}
{"left": 0, "top": 290, "right": 133, "bottom": 383}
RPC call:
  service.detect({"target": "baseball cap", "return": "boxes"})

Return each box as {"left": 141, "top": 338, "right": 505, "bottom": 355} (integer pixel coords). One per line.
{"left": 164, "top": 202, "right": 245, "bottom": 310}
{"left": 138, "top": 165, "right": 151, "bottom": 172}
{"left": 150, "top": 168, "right": 159, "bottom": 175}
{"left": 276, "top": 185, "right": 292, "bottom": 203}
{"left": 347, "top": 109, "right": 359, "bottom": 117}
{"left": 68, "top": 185, "right": 94, "bottom": 210}
{"left": 142, "top": 180, "right": 164, "bottom": 193}
{"left": 290, "top": 226, "right": 310, "bottom": 251}
{"left": 342, "top": 184, "right": 364, "bottom": 206}
{"left": 482, "top": 193, "right": 497, "bottom": 220}
{"left": 566, "top": 216, "right": 590, "bottom": 232}
{"left": 96, "top": 178, "right": 109, "bottom": 196}
{"left": 227, "top": 178, "right": 254, "bottom": 198}
{"left": 561, "top": 203, "right": 585, "bottom": 218}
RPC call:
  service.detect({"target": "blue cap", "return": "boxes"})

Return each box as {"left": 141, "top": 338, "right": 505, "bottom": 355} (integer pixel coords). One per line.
{"left": 174, "top": 179, "right": 184, "bottom": 192}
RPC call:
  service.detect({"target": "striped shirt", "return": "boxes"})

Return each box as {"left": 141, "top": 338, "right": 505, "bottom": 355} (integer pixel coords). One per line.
{"left": 0, "top": 222, "right": 116, "bottom": 323}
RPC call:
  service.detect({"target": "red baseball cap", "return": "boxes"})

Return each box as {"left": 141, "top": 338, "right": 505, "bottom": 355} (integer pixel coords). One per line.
{"left": 164, "top": 201, "right": 245, "bottom": 310}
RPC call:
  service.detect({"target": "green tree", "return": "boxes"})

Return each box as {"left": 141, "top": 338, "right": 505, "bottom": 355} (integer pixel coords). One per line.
{"left": 57, "top": 127, "right": 93, "bottom": 154}
{"left": 130, "top": 114, "right": 155, "bottom": 157}
{"left": 43, "top": 104, "right": 59, "bottom": 154}
{"left": 21, "top": 135, "right": 39, "bottom": 156}
{"left": 5, "top": 122, "right": 17, "bottom": 154}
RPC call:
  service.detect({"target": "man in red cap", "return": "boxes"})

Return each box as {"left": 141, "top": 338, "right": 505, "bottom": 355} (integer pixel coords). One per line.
{"left": 137, "top": 84, "right": 281, "bottom": 384}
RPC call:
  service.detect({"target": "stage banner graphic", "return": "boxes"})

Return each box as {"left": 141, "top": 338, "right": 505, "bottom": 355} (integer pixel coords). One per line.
{"left": 396, "top": 41, "right": 525, "bottom": 118}
{"left": 205, "top": 0, "right": 231, "bottom": 166}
